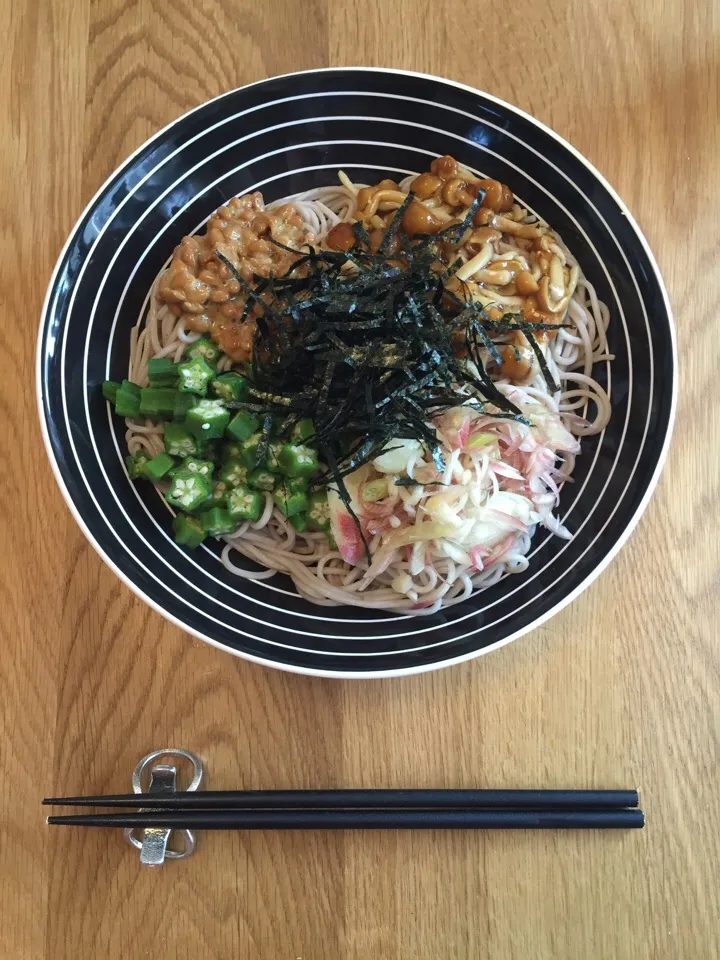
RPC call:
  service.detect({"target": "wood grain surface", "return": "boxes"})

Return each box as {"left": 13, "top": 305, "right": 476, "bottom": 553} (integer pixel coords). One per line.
{"left": 1, "top": 0, "right": 718, "bottom": 957}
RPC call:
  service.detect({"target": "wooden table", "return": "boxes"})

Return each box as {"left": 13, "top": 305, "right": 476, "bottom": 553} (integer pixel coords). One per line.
{"left": 2, "top": 1, "right": 718, "bottom": 957}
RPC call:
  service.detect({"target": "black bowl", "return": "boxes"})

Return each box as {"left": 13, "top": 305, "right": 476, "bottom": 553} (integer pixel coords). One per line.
{"left": 37, "top": 69, "right": 675, "bottom": 677}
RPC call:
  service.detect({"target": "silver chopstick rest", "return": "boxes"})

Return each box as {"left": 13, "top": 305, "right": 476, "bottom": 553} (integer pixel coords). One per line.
{"left": 124, "top": 748, "right": 204, "bottom": 865}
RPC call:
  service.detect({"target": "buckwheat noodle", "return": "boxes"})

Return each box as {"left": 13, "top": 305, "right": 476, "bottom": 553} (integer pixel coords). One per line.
{"left": 125, "top": 174, "right": 612, "bottom": 614}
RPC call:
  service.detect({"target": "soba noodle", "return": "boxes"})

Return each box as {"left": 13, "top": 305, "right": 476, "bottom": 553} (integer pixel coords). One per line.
{"left": 124, "top": 168, "right": 612, "bottom": 614}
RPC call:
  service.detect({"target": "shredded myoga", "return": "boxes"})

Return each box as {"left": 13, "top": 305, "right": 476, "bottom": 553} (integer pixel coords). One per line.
{"left": 112, "top": 155, "right": 612, "bottom": 614}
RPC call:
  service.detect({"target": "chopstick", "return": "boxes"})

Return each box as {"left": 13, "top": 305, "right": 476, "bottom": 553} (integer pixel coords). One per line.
{"left": 43, "top": 788, "right": 639, "bottom": 810}
{"left": 44, "top": 788, "right": 644, "bottom": 830}
{"left": 46, "top": 808, "right": 645, "bottom": 830}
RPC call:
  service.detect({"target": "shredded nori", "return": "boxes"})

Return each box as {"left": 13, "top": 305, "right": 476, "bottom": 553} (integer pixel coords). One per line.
{"left": 394, "top": 477, "right": 448, "bottom": 487}
{"left": 211, "top": 217, "right": 557, "bottom": 530}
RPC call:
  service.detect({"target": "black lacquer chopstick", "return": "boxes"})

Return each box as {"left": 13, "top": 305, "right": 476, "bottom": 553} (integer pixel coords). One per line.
{"left": 43, "top": 788, "right": 639, "bottom": 810}
{"left": 46, "top": 808, "right": 645, "bottom": 830}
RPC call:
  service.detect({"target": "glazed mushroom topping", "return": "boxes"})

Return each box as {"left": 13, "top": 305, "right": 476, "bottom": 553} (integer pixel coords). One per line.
{"left": 409, "top": 173, "right": 443, "bottom": 199}
{"left": 391, "top": 158, "right": 579, "bottom": 349}
{"left": 496, "top": 332, "right": 539, "bottom": 383}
